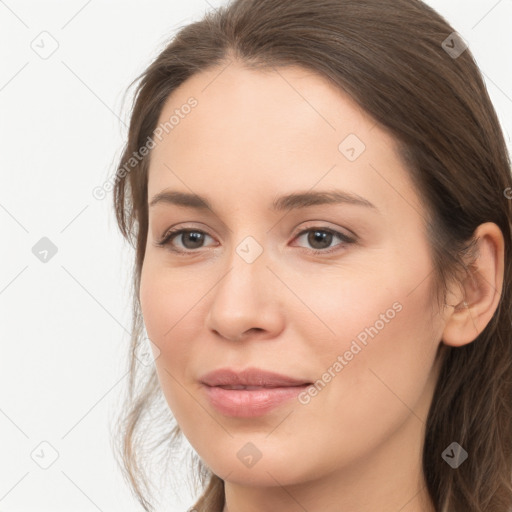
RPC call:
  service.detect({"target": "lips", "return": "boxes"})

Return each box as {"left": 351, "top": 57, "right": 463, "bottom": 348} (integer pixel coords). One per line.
{"left": 200, "top": 367, "right": 312, "bottom": 417}
{"left": 218, "top": 385, "right": 277, "bottom": 390}
{"left": 200, "top": 367, "right": 310, "bottom": 388}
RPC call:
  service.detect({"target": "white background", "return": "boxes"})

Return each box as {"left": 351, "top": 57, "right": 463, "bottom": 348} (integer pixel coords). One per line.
{"left": 0, "top": 1, "right": 511, "bottom": 511}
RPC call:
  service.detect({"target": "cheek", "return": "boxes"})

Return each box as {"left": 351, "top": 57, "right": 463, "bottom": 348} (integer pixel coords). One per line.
{"left": 290, "top": 245, "right": 440, "bottom": 398}
{"left": 139, "top": 264, "right": 171, "bottom": 345}
{"left": 139, "top": 262, "right": 192, "bottom": 368}
{"left": 139, "top": 264, "right": 203, "bottom": 427}
{"left": 139, "top": 258, "right": 214, "bottom": 384}
{"left": 302, "top": 269, "right": 440, "bottom": 438}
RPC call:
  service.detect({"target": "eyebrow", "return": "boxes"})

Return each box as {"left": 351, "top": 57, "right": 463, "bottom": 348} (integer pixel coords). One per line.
{"left": 149, "top": 189, "right": 377, "bottom": 212}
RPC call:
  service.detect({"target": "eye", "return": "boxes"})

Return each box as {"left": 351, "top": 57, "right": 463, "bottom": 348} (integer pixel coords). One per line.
{"left": 292, "top": 227, "right": 356, "bottom": 254}
{"left": 154, "top": 225, "right": 356, "bottom": 255}
{"left": 155, "top": 228, "right": 216, "bottom": 253}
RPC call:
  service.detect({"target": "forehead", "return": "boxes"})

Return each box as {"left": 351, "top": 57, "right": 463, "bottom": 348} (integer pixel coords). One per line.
{"left": 147, "top": 63, "right": 420, "bottom": 217}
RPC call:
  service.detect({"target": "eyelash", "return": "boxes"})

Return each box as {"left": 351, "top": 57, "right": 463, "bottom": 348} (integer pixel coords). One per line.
{"left": 154, "top": 226, "right": 356, "bottom": 256}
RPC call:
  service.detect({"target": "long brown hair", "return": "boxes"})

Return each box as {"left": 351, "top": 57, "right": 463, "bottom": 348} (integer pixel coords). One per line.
{"left": 111, "top": 0, "right": 512, "bottom": 510}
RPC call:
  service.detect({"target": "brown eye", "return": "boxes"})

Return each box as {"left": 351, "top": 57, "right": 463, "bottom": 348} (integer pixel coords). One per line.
{"left": 156, "top": 229, "right": 215, "bottom": 252}
{"left": 176, "top": 230, "right": 207, "bottom": 249}
{"left": 307, "top": 230, "right": 334, "bottom": 250}
{"left": 293, "top": 227, "right": 356, "bottom": 254}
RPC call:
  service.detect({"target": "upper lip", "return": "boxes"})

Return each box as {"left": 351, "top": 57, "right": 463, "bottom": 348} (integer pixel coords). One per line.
{"left": 200, "top": 367, "right": 311, "bottom": 388}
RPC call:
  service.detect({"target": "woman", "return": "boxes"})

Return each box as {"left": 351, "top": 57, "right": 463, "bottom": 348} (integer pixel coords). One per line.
{"left": 112, "top": 0, "right": 512, "bottom": 510}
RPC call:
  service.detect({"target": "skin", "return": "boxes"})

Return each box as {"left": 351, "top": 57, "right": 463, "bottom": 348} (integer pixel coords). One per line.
{"left": 139, "top": 62, "right": 504, "bottom": 512}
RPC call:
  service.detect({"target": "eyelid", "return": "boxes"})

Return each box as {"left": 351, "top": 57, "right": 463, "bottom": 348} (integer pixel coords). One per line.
{"left": 291, "top": 221, "right": 357, "bottom": 242}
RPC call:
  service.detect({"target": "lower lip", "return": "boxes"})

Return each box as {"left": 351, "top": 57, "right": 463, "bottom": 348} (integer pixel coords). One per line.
{"left": 202, "top": 384, "right": 309, "bottom": 417}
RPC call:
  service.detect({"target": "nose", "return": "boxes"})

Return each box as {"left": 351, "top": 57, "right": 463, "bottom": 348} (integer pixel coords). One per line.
{"left": 204, "top": 248, "right": 285, "bottom": 343}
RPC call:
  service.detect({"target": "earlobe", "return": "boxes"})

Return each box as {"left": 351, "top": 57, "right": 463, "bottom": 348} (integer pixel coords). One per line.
{"left": 441, "top": 222, "right": 505, "bottom": 348}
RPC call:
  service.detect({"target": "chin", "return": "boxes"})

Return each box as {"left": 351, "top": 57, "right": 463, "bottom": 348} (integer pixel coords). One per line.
{"left": 199, "top": 442, "right": 314, "bottom": 488}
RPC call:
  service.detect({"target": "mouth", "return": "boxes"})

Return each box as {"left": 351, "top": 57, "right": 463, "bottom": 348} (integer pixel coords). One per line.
{"left": 216, "top": 385, "right": 301, "bottom": 390}
{"left": 200, "top": 367, "right": 311, "bottom": 387}
{"left": 200, "top": 367, "right": 312, "bottom": 417}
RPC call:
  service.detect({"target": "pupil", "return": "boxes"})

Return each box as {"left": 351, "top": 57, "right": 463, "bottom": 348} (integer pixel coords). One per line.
{"left": 308, "top": 230, "right": 332, "bottom": 249}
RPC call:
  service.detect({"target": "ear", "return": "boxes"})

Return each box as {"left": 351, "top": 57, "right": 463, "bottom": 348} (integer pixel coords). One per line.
{"left": 441, "top": 222, "right": 505, "bottom": 347}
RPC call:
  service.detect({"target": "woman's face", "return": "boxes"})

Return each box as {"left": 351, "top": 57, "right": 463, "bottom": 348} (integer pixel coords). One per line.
{"left": 140, "top": 63, "right": 445, "bottom": 494}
